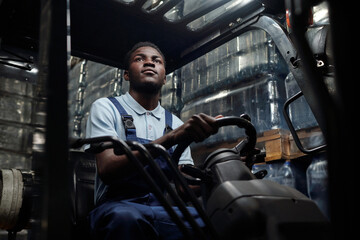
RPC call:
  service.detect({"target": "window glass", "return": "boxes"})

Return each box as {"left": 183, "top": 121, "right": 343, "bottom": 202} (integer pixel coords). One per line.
{"left": 142, "top": 0, "right": 171, "bottom": 13}
{"left": 164, "top": 0, "right": 221, "bottom": 22}
{"left": 179, "top": 29, "right": 290, "bottom": 135}
{"left": 187, "top": 0, "right": 254, "bottom": 31}
{"left": 118, "top": 0, "right": 135, "bottom": 4}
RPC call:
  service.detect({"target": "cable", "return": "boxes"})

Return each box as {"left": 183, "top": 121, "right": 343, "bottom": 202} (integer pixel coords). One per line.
{"left": 144, "top": 143, "right": 220, "bottom": 240}
{"left": 126, "top": 141, "right": 200, "bottom": 240}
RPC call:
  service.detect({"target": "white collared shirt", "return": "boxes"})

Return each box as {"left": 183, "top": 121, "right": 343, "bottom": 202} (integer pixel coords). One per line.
{"left": 86, "top": 92, "right": 193, "bottom": 204}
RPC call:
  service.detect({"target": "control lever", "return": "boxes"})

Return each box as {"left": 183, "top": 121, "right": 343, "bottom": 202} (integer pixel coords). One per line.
{"left": 254, "top": 169, "right": 268, "bottom": 179}
{"left": 180, "top": 165, "right": 212, "bottom": 185}
{"left": 233, "top": 138, "right": 249, "bottom": 155}
{"left": 240, "top": 113, "right": 251, "bottom": 122}
{"left": 231, "top": 137, "right": 260, "bottom": 169}
{"left": 86, "top": 142, "right": 114, "bottom": 154}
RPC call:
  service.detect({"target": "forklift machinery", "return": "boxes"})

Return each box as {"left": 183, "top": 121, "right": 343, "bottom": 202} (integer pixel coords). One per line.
{"left": 0, "top": 0, "right": 356, "bottom": 239}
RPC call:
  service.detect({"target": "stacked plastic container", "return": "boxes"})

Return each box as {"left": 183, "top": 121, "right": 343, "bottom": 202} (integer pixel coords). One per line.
{"left": 68, "top": 60, "right": 129, "bottom": 138}
{"left": 180, "top": 29, "right": 289, "bottom": 146}
{"left": 284, "top": 72, "right": 318, "bottom": 130}
{"left": 306, "top": 154, "right": 329, "bottom": 219}
{"left": 160, "top": 70, "right": 182, "bottom": 116}
{"left": 0, "top": 74, "right": 37, "bottom": 169}
{"left": 252, "top": 155, "right": 330, "bottom": 219}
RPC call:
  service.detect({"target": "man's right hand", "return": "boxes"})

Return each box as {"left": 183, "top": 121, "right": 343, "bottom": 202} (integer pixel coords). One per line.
{"left": 169, "top": 113, "right": 220, "bottom": 144}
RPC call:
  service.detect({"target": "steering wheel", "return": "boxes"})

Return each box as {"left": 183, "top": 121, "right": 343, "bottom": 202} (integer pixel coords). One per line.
{"left": 172, "top": 116, "right": 257, "bottom": 185}
{"left": 172, "top": 116, "right": 257, "bottom": 165}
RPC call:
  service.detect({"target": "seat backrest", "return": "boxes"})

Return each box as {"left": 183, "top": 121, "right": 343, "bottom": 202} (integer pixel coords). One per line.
{"left": 68, "top": 150, "right": 96, "bottom": 225}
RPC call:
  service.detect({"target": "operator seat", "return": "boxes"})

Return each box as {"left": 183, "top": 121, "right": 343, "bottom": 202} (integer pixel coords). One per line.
{"left": 68, "top": 150, "right": 96, "bottom": 240}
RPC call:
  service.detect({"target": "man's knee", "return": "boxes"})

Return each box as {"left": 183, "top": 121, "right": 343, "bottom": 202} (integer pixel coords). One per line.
{"left": 105, "top": 206, "right": 143, "bottom": 227}
{"left": 91, "top": 205, "right": 158, "bottom": 240}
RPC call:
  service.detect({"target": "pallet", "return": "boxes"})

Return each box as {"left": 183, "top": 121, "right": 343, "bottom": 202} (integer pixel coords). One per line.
{"left": 191, "top": 127, "right": 323, "bottom": 165}
{"left": 257, "top": 127, "right": 323, "bottom": 162}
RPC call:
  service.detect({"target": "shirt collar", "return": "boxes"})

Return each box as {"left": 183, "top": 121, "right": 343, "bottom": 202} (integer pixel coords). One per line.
{"left": 123, "top": 92, "right": 163, "bottom": 120}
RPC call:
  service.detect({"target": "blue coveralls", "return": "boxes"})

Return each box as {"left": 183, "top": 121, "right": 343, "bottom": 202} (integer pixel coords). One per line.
{"left": 89, "top": 97, "right": 204, "bottom": 240}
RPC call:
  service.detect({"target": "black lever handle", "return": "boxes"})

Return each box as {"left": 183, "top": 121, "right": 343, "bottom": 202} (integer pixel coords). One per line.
{"left": 180, "top": 165, "right": 212, "bottom": 184}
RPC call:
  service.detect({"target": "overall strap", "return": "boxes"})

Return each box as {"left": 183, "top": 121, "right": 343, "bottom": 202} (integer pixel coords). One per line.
{"left": 164, "top": 109, "right": 173, "bottom": 135}
{"left": 164, "top": 109, "right": 174, "bottom": 156}
{"left": 108, "top": 97, "right": 137, "bottom": 141}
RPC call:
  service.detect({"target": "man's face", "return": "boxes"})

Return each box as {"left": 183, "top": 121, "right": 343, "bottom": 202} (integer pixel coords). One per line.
{"left": 124, "top": 46, "right": 166, "bottom": 94}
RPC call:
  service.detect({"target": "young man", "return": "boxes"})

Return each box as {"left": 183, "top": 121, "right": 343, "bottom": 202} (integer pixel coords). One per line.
{"left": 86, "top": 42, "right": 219, "bottom": 240}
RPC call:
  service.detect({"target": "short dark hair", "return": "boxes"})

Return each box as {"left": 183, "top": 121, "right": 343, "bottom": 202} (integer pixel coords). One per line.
{"left": 124, "top": 41, "right": 166, "bottom": 70}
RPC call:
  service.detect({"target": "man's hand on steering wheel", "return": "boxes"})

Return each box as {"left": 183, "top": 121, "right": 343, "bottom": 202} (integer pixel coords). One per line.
{"left": 170, "top": 113, "right": 221, "bottom": 144}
